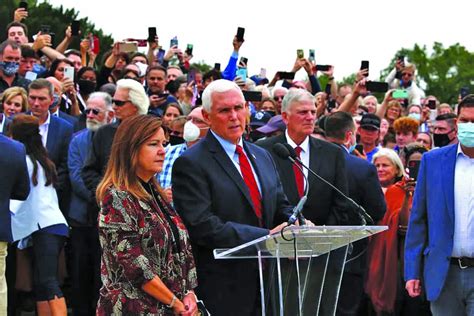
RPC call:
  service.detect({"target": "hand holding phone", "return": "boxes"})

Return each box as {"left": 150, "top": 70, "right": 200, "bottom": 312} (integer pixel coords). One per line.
{"left": 19, "top": 1, "right": 28, "bottom": 10}
{"left": 71, "top": 20, "right": 80, "bottom": 36}
{"left": 236, "top": 27, "right": 245, "bottom": 42}
{"left": 63, "top": 66, "right": 75, "bottom": 80}
{"left": 360, "top": 60, "right": 369, "bottom": 77}
{"left": 148, "top": 27, "right": 157, "bottom": 42}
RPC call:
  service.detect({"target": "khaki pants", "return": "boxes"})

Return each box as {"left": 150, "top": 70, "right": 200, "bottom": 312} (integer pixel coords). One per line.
{"left": 0, "top": 241, "right": 7, "bottom": 315}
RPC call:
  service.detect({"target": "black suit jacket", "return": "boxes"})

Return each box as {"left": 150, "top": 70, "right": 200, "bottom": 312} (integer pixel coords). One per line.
{"left": 258, "top": 134, "right": 351, "bottom": 225}
{"left": 172, "top": 132, "right": 292, "bottom": 315}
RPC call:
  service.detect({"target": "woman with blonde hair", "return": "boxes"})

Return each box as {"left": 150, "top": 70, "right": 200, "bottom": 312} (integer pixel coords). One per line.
{"left": 95, "top": 115, "right": 198, "bottom": 315}
{"left": 0, "top": 86, "right": 28, "bottom": 117}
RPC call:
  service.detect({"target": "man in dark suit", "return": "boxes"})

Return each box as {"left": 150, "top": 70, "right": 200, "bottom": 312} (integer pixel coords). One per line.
{"left": 28, "top": 79, "right": 73, "bottom": 214}
{"left": 324, "top": 111, "right": 386, "bottom": 315}
{"left": 258, "top": 89, "right": 350, "bottom": 225}
{"left": 0, "top": 134, "right": 30, "bottom": 313}
{"left": 172, "top": 79, "right": 292, "bottom": 315}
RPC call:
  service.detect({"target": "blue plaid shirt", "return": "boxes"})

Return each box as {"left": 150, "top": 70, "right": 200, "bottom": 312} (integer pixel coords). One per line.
{"left": 157, "top": 143, "right": 188, "bottom": 188}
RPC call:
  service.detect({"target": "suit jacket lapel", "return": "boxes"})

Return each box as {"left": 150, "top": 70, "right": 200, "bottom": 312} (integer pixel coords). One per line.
{"left": 442, "top": 145, "right": 457, "bottom": 225}
{"left": 308, "top": 137, "right": 323, "bottom": 186}
{"left": 205, "top": 133, "right": 255, "bottom": 210}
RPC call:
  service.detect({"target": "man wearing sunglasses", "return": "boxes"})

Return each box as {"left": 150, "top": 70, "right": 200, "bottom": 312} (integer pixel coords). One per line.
{"left": 82, "top": 78, "right": 149, "bottom": 206}
{"left": 67, "top": 92, "right": 114, "bottom": 315}
{"left": 385, "top": 61, "right": 425, "bottom": 106}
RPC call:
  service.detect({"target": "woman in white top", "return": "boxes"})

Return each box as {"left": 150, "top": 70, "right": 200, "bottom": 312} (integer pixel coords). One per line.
{"left": 9, "top": 114, "right": 68, "bottom": 315}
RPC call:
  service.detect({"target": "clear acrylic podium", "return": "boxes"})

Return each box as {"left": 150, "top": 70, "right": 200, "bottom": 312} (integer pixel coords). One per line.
{"left": 214, "top": 226, "right": 387, "bottom": 316}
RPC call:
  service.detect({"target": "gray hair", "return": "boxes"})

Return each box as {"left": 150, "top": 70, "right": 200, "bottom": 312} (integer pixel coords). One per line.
{"left": 271, "top": 86, "right": 288, "bottom": 98}
{"left": 281, "top": 88, "right": 315, "bottom": 113}
{"left": 372, "top": 148, "right": 407, "bottom": 178}
{"left": 202, "top": 79, "right": 243, "bottom": 112}
{"left": 116, "top": 79, "right": 149, "bottom": 115}
{"left": 88, "top": 92, "right": 113, "bottom": 111}
{"left": 29, "top": 78, "right": 54, "bottom": 97}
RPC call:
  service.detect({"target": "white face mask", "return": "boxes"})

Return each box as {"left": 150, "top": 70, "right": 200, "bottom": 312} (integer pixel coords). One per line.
{"left": 183, "top": 120, "right": 201, "bottom": 142}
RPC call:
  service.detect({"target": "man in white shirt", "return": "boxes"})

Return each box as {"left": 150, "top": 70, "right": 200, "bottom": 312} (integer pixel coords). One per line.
{"left": 405, "top": 95, "right": 474, "bottom": 315}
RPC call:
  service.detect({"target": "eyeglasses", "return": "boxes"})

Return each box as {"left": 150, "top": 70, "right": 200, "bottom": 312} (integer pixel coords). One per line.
{"left": 112, "top": 99, "right": 130, "bottom": 106}
{"left": 85, "top": 108, "right": 102, "bottom": 115}
{"left": 274, "top": 96, "right": 284, "bottom": 101}
{"left": 169, "top": 130, "right": 182, "bottom": 136}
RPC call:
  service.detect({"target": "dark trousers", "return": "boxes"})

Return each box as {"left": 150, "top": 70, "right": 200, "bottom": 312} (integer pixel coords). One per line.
{"left": 32, "top": 231, "right": 65, "bottom": 301}
{"left": 70, "top": 226, "right": 101, "bottom": 316}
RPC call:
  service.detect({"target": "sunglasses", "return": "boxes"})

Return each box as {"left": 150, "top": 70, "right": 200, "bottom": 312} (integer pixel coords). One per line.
{"left": 401, "top": 72, "right": 413, "bottom": 77}
{"left": 112, "top": 99, "right": 130, "bottom": 106}
{"left": 85, "top": 108, "right": 102, "bottom": 115}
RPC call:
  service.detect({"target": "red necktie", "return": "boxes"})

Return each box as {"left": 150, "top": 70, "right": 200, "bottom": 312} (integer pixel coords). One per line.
{"left": 293, "top": 146, "right": 304, "bottom": 197}
{"left": 235, "top": 145, "right": 262, "bottom": 221}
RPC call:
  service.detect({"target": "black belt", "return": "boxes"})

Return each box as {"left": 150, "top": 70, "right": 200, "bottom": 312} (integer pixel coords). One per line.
{"left": 451, "top": 257, "right": 474, "bottom": 269}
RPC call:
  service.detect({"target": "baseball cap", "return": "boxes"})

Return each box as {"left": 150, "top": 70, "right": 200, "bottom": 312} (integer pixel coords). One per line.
{"left": 256, "top": 115, "right": 286, "bottom": 134}
{"left": 250, "top": 111, "right": 272, "bottom": 128}
{"left": 360, "top": 113, "right": 381, "bottom": 130}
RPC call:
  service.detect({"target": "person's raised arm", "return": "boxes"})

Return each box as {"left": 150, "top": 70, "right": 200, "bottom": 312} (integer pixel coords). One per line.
{"left": 55, "top": 26, "right": 73, "bottom": 54}
{"left": 336, "top": 78, "right": 366, "bottom": 113}
{"left": 375, "top": 89, "right": 395, "bottom": 119}
{"left": 222, "top": 36, "right": 243, "bottom": 81}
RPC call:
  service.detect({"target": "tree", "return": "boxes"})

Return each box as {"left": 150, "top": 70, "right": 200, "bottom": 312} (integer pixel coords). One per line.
{"left": 1, "top": 0, "right": 113, "bottom": 62}
{"left": 380, "top": 43, "right": 474, "bottom": 104}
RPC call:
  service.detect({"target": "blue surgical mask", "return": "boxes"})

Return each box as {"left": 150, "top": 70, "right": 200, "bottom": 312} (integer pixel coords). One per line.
{"left": 0, "top": 61, "right": 19, "bottom": 77}
{"left": 457, "top": 122, "right": 474, "bottom": 148}
{"left": 349, "top": 144, "right": 357, "bottom": 153}
{"left": 49, "top": 93, "right": 60, "bottom": 110}
{"left": 408, "top": 113, "right": 421, "bottom": 121}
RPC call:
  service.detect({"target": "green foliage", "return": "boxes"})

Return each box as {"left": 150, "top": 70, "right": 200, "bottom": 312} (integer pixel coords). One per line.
{"left": 381, "top": 43, "right": 474, "bottom": 104}
{"left": 190, "top": 61, "right": 212, "bottom": 73}
{"left": 1, "top": 0, "right": 113, "bottom": 62}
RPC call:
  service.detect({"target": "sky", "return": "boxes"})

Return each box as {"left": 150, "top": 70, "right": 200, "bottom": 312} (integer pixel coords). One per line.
{"left": 44, "top": 0, "right": 474, "bottom": 81}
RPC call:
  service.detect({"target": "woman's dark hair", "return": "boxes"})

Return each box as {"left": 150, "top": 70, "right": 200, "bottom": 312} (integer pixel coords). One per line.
{"left": 76, "top": 66, "right": 97, "bottom": 82}
{"left": 9, "top": 114, "right": 57, "bottom": 186}
{"left": 47, "top": 58, "right": 74, "bottom": 79}
{"left": 403, "top": 143, "right": 428, "bottom": 165}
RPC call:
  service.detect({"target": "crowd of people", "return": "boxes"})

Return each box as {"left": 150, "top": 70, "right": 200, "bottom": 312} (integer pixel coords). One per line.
{"left": 0, "top": 5, "right": 473, "bottom": 316}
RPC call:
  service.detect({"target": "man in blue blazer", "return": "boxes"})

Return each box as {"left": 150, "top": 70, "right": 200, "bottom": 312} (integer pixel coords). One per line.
{"left": 0, "top": 134, "right": 29, "bottom": 313}
{"left": 172, "top": 80, "right": 293, "bottom": 316}
{"left": 28, "top": 79, "right": 73, "bottom": 214}
{"left": 405, "top": 96, "right": 474, "bottom": 315}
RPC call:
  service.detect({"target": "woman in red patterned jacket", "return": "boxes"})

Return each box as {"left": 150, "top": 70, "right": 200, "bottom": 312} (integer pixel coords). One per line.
{"left": 95, "top": 115, "right": 198, "bottom": 315}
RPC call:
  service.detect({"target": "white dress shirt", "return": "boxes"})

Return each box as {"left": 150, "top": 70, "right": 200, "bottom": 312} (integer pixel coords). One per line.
{"left": 285, "top": 130, "right": 310, "bottom": 190}
{"left": 38, "top": 112, "right": 51, "bottom": 147}
{"left": 452, "top": 144, "right": 474, "bottom": 258}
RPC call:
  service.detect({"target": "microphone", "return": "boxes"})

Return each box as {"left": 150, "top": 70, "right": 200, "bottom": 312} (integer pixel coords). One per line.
{"left": 280, "top": 143, "right": 374, "bottom": 225}
{"left": 273, "top": 143, "right": 308, "bottom": 226}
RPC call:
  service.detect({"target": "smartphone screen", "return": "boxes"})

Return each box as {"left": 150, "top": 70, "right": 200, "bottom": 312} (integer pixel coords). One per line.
{"left": 64, "top": 66, "right": 74, "bottom": 80}
{"left": 278, "top": 72, "right": 295, "bottom": 80}
{"left": 392, "top": 89, "right": 409, "bottom": 99}
{"left": 156, "top": 49, "right": 165, "bottom": 64}
{"left": 19, "top": 1, "right": 28, "bottom": 10}
{"left": 243, "top": 91, "right": 262, "bottom": 102}
{"left": 309, "top": 49, "right": 315, "bottom": 62}
{"left": 71, "top": 20, "right": 80, "bottom": 36}
{"left": 360, "top": 60, "right": 369, "bottom": 77}
{"left": 214, "top": 63, "right": 221, "bottom": 71}
{"left": 236, "top": 27, "right": 245, "bottom": 42}
{"left": 325, "top": 83, "right": 331, "bottom": 95}
{"left": 297, "top": 49, "right": 304, "bottom": 59}
{"left": 187, "top": 69, "right": 196, "bottom": 85}
{"left": 239, "top": 57, "right": 248, "bottom": 67}
{"left": 236, "top": 68, "right": 247, "bottom": 81}
{"left": 186, "top": 44, "right": 193, "bottom": 55}
{"left": 407, "top": 160, "right": 420, "bottom": 181}
{"left": 316, "top": 65, "right": 331, "bottom": 72}
{"left": 148, "top": 27, "right": 157, "bottom": 41}
{"left": 366, "top": 81, "right": 388, "bottom": 93}
{"left": 40, "top": 25, "right": 50, "bottom": 34}
{"left": 355, "top": 144, "right": 364, "bottom": 154}
{"left": 170, "top": 36, "right": 178, "bottom": 48}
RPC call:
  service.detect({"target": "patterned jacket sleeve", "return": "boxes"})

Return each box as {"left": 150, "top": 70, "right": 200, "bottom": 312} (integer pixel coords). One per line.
{"left": 99, "top": 189, "right": 155, "bottom": 287}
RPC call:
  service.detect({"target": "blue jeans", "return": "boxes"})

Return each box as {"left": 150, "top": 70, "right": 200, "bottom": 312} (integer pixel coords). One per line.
{"left": 32, "top": 231, "right": 65, "bottom": 301}
{"left": 430, "top": 263, "right": 474, "bottom": 316}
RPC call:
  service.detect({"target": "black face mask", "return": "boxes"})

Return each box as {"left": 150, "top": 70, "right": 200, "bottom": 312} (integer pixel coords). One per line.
{"left": 433, "top": 133, "right": 452, "bottom": 148}
{"left": 78, "top": 79, "right": 96, "bottom": 95}
{"left": 168, "top": 135, "right": 185, "bottom": 146}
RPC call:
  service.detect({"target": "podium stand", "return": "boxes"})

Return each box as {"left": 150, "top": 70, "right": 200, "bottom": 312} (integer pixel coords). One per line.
{"left": 214, "top": 225, "right": 387, "bottom": 316}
